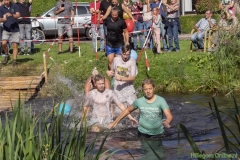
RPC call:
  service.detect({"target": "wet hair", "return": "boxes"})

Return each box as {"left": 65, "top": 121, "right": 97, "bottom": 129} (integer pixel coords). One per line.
{"left": 94, "top": 74, "right": 105, "bottom": 83}
{"left": 91, "top": 67, "right": 99, "bottom": 78}
{"left": 122, "top": 44, "right": 131, "bottom": 54}
{"left": 142, "top": 78, "right": 155, "bottom": 88}
{"left": 111, "top": 6, "right": 119, "bottom": 14}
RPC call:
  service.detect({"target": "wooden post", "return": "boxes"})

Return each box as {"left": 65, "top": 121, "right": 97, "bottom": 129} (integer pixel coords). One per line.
{"left": 43, "top": 52, "right": 48, "bottom": 82}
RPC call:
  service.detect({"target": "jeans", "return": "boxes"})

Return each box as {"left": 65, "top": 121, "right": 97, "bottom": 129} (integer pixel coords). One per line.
{"left": 143, "top": 20, "right": 153, "bottom": 49}
{"left": 190, "top": 31, "right": 205, "bottom": 49}
{"left": 19, "top": 24, "right": 32, "bottom": 52}
{"left": 91, "top": 24, "right": 104, "bottom": 51}
{"left": 133, "top": 21, "right": 144, "bottom": 49}
{"left": 160, "top": 22, "right": 168, "bottom": 50}
{"left": 167, "top": 21, "right": 180, "bottom": 51}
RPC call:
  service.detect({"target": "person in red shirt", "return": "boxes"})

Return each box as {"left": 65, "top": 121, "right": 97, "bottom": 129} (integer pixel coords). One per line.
{"left": 90, "top": 0, "right": 104, "bottom": 52}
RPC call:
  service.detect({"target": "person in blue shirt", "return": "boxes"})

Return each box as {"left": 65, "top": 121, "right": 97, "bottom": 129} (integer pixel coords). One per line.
{"left": 0, "top": 0, "right": 20, "bottom": 66}
{"left": 150, "top": 0, "right": 168, "bottom": 51}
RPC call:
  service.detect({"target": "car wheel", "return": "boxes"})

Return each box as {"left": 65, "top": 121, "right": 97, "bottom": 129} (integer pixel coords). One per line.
{"left": 85, "top": 27, "right": 92, "bottom": 40}
{"left": 32, "top": 28, "right": 45, "bottom": 44}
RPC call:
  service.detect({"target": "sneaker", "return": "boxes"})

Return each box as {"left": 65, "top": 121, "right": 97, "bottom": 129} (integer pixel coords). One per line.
{"left": 167, "top": 50, "right": 173, "bottom": 52}
{"left": 58, "top": 51, "right": 62, "bottom": 54}
{"left": 27, "top": 51, "right": 33, "bottom": 55}
{"left": 12, "top": 60, "right": 17, "bottom": 67}
{"left": 2, "top": 54, "right": 10, "bottom": 65}
{"left": 176, "top": 49, "right": 180, "bottom": 52}
{"left": 100, "top": 49, "right": 105, "bottom": 52}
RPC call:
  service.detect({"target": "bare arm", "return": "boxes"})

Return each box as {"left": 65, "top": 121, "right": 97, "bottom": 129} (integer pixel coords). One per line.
{"left": 123, "top": 28, "right": 129, "bottom": 44}
{"left": 162, "top": 109, "right": 173, "bottom": 128}
{"left": 55, "top": 6, "right": 64, "bottom": 15}
{"left": 165, "top": 4, "right": 179, "bottom": 12}
{"left": 117, "top": 103, "right": 137, "bottom": 121}
{"left": 108, "top": 105, "right": 136, "bottom": 128}
{"left": 122, "top": 4, "right": 136, "bottom": 21}
{"left": 81, "top": 106, "right": 90, "bottom": 121}
{"left": 104, "top": 77, "right": 111, "bottom": 89}
{"left": 101, "top": 6, "right": 111, "bottom": 20}
{"left": 84, "top": 77, "right": 92, "bottom": 95}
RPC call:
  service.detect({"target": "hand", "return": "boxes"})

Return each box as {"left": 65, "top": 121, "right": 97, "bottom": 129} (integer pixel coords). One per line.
{"left": 60, "top": 7, "right": 65, "bottom": 11}
{"left": 108, "top": 122, "right": 116, "bottom": 129}
{"left": 5, "top": 13, "right": 12, "bottom": 17}
{"left": 162, "top": 0, "right": 167, "bottom": 5}
{"left": 106, "top": 70, "right": 114, "bottom": 77}
{"left": 115, "top": 75, "right": 122, "bottom": 81}
{"left": 130, "top": 117, "right": 138, "bottom": 126}
{"left": 197, "top": 30, "right": 201, "bottom": 34}
{"left": 70, "top": 20, "right": 74, "bottom": 26}
{"left": 132, "top": 18, "right": 137, "bottom": 23}
{"left": 162, "top": 120, "right": 171, "bottom": 128}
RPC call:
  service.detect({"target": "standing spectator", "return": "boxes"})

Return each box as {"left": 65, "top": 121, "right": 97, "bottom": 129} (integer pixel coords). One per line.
{"left": 54, "top": 0, "right": 74, "bottom": 54}
{"left": 150, "top": 0, "right": 168, "bottom": 51}
{"left": 130, "top": 0, "right": 143, "bottom": 50}
{"left": 152, "top": 6, "right": 161, "bottom": 54}
{"left": 106, "top": 44, "right": 137, "bottom": 108}
{"left": 0, "top": 0, "right": 20, "bottom": 66}
{"left": 103, "top": 7, "right": 129, "bottom": 70}
{"left": 98, "top": 0, "right": 111, "bottom": 46}
{"left": 13, "top": 0, "right": 32, "bottom": 55}
{"left": 163, "top": 0, "right": 180, "bottom": 52}
{"left": 219, "top": 0, "right": 235, "bottom": 16}
{"left": 143, "top": 0, "right": 152, "bottom": 49}
{"left": 190, "top": 10, "right": 216, "bottom": 51}
{"left": 90, "top": 0, "right": 104, "bottom": 52}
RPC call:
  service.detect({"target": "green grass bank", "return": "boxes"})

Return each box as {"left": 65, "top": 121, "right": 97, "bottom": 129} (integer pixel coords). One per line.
{"left": 1, "top": 40, "right": 240, "bottom": 96}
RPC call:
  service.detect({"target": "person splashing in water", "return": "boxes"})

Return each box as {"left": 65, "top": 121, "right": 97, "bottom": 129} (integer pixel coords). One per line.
{"left": 81, "top": 74, "right": 137, "bottom": 132}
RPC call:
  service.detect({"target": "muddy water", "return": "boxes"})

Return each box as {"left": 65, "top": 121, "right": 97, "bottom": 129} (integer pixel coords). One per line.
{"left": 22, "top": 92, "right": 239, "bottom": 160}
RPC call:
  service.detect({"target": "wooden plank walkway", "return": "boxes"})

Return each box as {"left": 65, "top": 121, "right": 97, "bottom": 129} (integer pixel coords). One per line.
{"left": 0, "top": 74, "right": 44, "bottom": 112}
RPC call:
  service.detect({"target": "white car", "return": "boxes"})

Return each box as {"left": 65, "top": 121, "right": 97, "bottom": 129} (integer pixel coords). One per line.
{"left": 32, "top": 2, "right": 92, "bottom": 40}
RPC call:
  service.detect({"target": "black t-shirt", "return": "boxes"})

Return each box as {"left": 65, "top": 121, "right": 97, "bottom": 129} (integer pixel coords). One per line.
{"left": 99, "top": 0, "right": 111, "bottom": 15}
{"left": 17, "top": 2, "right": 31, "bottom": 24}
{"left": 104, "top": 17, "right": 127, "bottom": 48}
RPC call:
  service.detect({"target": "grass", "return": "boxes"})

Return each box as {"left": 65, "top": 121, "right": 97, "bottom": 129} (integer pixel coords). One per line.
{"left": 1, "top": 39, "right": 240, "bottom": 95}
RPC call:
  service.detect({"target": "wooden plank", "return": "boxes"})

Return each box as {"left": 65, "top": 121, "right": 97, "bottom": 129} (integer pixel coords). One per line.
{"left": 0, "top": 84, "right": 39, "bottom": 90}
{"left": 0, "top": 80, "right": 42, "bottom": 85}
{"left": 0, "top": 76, "right": 43, "bottom": 81}
{"left": 0, "top": 89, "right": 36, "bottom": 93}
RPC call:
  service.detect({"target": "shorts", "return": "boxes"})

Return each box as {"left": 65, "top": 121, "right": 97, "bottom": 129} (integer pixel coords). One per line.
{"left": 57, "top": 24, "right": 73, "bottom": 37}
{"left": 106, "top": 45, "right": 122, "bottom": 56}
{"left": 114, "top": 85, "right": 137, "bottom": 106}
{"left": 2, "top": 31, "right": 20, "bottom": 43}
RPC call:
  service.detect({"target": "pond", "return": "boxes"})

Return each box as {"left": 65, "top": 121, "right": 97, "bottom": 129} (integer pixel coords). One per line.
{"left": 23, "top": 91, "right": 239, "bottom": 160}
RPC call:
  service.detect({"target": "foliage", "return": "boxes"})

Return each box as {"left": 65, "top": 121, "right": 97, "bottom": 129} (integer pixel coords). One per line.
{"left": 195, "top": 0, "right": 220, "bottom": 14}
{"left": 31, "top": 0, "right": 92, "bottom": 17}
{"left": 0, "top": 98, "right": 113, "bottom": 159}
{"left": 178, "top": 97, "right": 240, "bottom": 158}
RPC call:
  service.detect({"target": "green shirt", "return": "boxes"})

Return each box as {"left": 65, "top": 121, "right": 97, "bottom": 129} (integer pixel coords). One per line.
{"left": 133, "top": 95, "right": 169, "bottom": 135}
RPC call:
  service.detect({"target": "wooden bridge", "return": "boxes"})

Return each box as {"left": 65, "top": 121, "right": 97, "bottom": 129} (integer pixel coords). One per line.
{"left": 0, "top": 74, "right": 45, "bottom": 112}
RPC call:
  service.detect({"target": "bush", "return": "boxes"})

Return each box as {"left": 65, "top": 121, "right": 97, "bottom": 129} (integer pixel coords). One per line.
{"left": 180, "top": 14, "right": 221, "bottom": 34}
{"left": 195, "top": 0, "right": 220, "bottom": 14}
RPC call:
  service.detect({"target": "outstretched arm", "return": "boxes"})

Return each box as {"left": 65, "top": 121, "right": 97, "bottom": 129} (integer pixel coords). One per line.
{"left": 117, "top": 103, "right": 137, "bottom": 122}
{"left": 108, "top": 105, "right": 136, "bottom": 128}
{"left": 101, "top": 6, "right": 111, "bottom": 20}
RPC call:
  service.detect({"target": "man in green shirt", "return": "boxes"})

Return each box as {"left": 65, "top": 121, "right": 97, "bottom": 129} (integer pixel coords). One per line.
{"left": 108, "top": 78, "right": 173, "bottom": 137}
